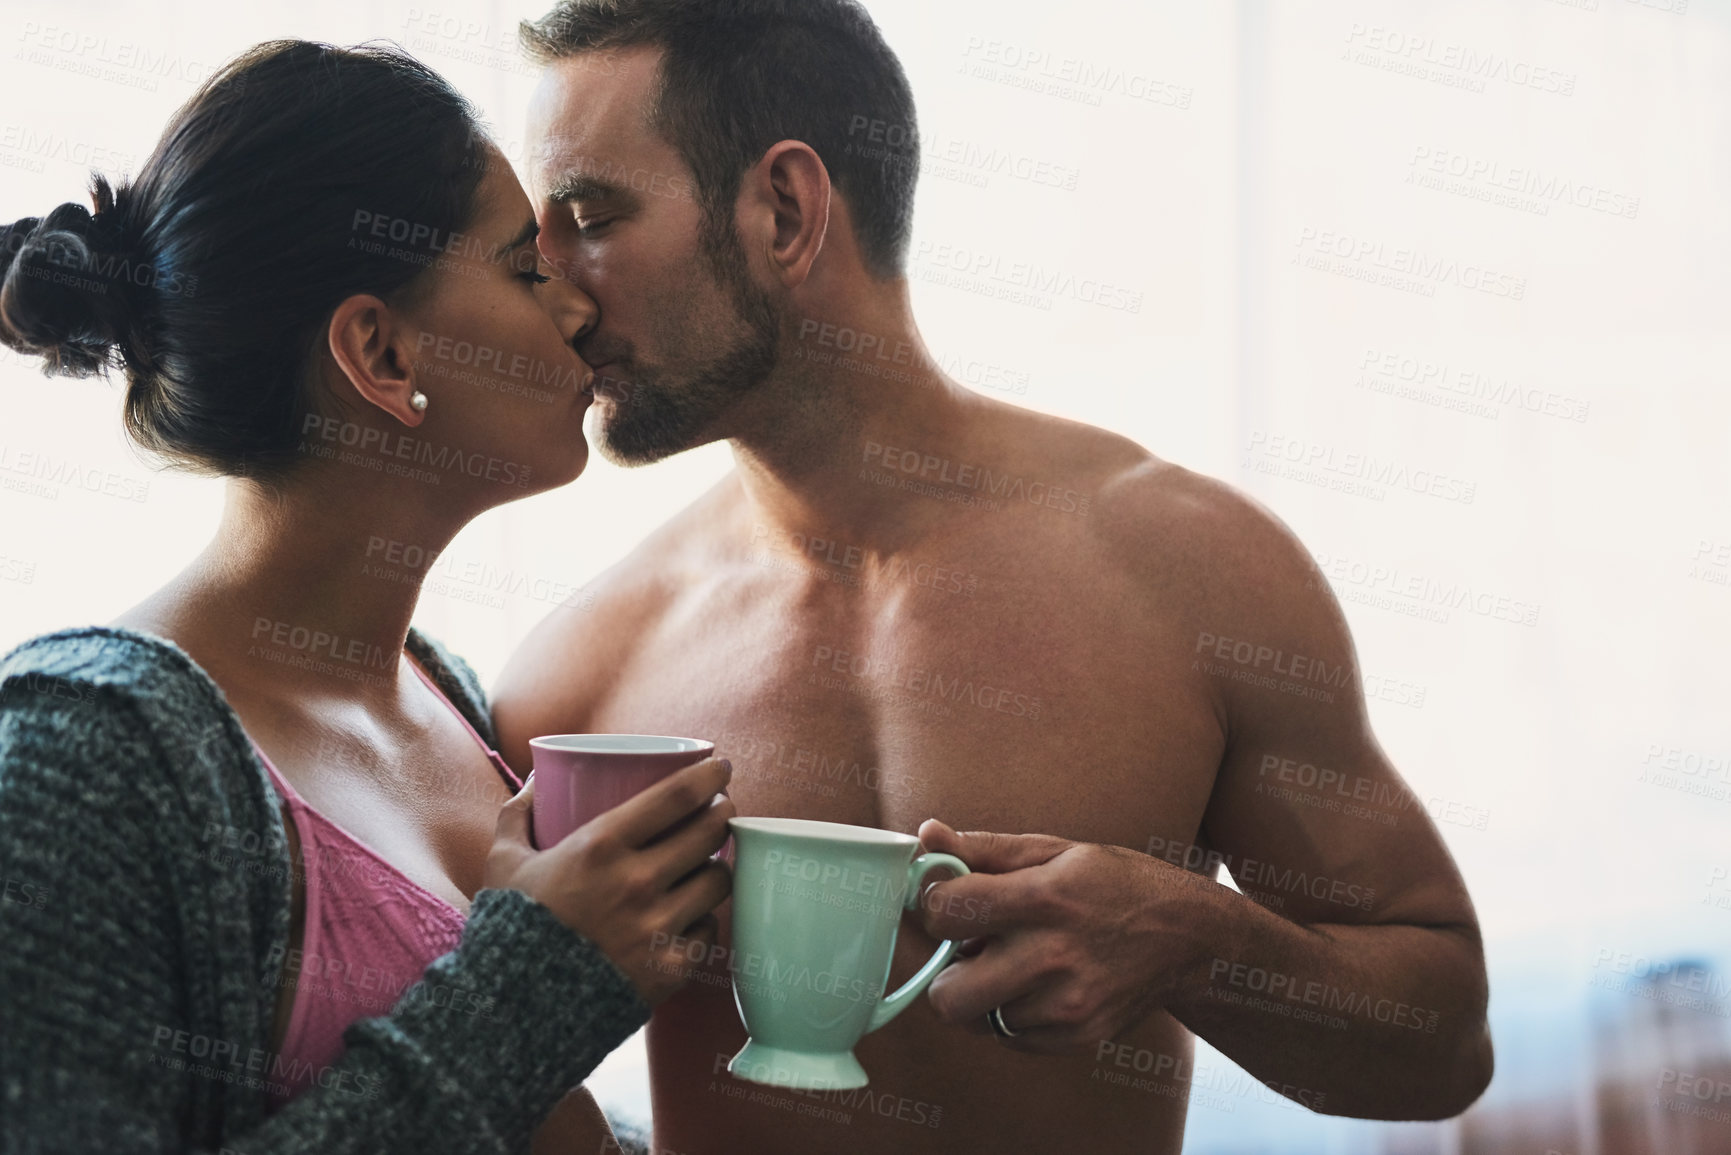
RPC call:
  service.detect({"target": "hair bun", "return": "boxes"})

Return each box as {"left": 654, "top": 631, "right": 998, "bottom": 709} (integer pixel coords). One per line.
{"left": 0, "top": 178, "right": 137, "bottom": 377}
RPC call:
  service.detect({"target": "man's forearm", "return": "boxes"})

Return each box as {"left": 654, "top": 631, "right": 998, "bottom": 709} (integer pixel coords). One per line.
{"left": 1163, "top": 877, "right": 1492, "bottom": 1119}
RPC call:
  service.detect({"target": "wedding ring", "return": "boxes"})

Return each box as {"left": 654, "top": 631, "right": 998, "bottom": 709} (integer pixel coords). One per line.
{"left": 987, "top": 1006, "right": 1021, "bottom": 1039}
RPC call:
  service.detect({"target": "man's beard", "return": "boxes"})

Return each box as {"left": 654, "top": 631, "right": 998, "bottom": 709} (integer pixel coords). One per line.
{"left": 593, "top": 222, "right": 780, "bottom": 466}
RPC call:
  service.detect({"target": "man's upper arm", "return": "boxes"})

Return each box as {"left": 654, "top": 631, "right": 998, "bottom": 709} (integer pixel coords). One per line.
{"left": 493, "top": 601, "right": 614, "bottom": 778}
{"left": 491, "top": 543, "right": 684, "bottom": 777}
{"left": 492, "top": 481, "right": 733, "bottom": 777}
{"left": 1168, "top": 477, "right": 1478, "bottom": 933}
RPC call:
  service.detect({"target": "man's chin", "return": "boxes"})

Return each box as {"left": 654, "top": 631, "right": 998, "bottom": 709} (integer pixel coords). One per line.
{"left": 587, "top": 336, "right": 772, "bottom": 466}
{"left": 593, "top": 438, "right": 681, "bottom": 468}
{"left": 591, "top": 410, "right": 710, "bottom": 467}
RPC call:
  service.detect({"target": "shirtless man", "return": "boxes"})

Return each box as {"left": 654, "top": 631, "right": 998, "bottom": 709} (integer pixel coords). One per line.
{"left": 496, "top": 2, "right": 1493, "bottom": 1150}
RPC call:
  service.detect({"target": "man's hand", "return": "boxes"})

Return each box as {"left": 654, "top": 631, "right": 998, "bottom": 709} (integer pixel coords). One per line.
{"left": 913, "top": 818, "right": 1209, "bottom": 1056}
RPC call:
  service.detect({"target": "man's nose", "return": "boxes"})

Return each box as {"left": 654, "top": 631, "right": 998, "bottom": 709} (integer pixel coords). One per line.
{"left": 545, "top": 261, "right": 598, "bottom": 348}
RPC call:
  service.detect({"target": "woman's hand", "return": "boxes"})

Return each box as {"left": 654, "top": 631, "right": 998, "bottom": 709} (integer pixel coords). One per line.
{"left": 485, "top": 757, "right": 735, "bottom": 1006}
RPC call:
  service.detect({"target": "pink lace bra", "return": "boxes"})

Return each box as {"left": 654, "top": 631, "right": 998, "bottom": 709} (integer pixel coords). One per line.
{"left": 253, "top": 661, "right": 522, "bottom": 1112}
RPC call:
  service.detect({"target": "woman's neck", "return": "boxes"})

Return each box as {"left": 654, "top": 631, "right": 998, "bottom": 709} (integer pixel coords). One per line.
{"left": 132, "top": 473, "right": 471, "bottom": 703}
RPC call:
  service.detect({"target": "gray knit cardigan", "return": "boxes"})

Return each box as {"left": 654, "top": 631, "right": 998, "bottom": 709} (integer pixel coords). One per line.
{"left": 0, "top": 626, "right": 652, "bottom": 1154}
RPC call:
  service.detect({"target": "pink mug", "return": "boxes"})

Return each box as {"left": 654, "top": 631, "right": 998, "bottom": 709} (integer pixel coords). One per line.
{"left": 528, "top": 734, "right": 715, "bottom": 849}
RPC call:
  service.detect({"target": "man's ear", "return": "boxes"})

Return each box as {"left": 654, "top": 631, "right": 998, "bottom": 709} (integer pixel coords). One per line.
{"left": 327, "top": 294, "right": 425, "bottom": 427}
{"left": 742, "top": 140, "right": 831, "bottom": 289}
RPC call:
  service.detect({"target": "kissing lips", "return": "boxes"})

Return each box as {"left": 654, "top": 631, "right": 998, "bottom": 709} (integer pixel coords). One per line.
{"left": 586, "top": 363, "right": 629, "bottom": 404}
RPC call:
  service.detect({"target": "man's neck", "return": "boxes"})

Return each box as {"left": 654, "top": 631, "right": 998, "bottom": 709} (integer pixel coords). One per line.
{"left": 726, "top": 286, "right": 986, "bottom": 555}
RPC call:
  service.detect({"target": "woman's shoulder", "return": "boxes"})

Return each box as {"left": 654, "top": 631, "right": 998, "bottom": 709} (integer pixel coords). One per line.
{"left": 0, "top": 623, "right": 289, "bottom": 922}
{"left": 0, "top": 625, "right": 260, "bottom": 797}
{"left": 0, "top": 625, "right": 240, "bottom": 729}
{"left": 3, "top": 623, "right": 211, "bottom": 686}
{"left": 2, "top": 623, "right": 499, "bottom": 779}
{"left": 3, "top": 623, "right": 492, "bottom": 743}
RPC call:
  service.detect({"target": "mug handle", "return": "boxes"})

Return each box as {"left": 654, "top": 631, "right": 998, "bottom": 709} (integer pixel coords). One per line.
{"left": 864, "top": 852, "right": 972, "bottom": 1035}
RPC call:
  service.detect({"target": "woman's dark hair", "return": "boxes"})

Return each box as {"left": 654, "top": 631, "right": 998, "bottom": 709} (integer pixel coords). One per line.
{"left": 0, "top": 40, "right": 490, "bottom": 482}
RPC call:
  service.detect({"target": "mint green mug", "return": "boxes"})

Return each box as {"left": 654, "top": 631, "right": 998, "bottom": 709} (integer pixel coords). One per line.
{"left": 723, "top": 816, "right": 971, "bottom": 1090}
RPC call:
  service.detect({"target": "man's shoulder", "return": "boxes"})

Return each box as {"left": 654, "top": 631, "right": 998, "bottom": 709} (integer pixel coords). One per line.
{"left": 940, "top": 399, "right": 1317, "bottom": 604}
{"left": 984, "top": 400, "right": 1260, "bottom": 526}
{"left": 1096, "top": 455, "right": 1291, "bottom": 549}
{"left": 492, "top": 475, "right": 745, "bottom": 730}
{"left": 1079, "top": 442, "right": 1322, "bottom": 610}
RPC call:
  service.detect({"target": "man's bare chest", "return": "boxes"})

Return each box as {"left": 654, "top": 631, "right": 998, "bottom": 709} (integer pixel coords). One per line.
{"left": 587, "top": 581, "right": 1225, "bottom": 853}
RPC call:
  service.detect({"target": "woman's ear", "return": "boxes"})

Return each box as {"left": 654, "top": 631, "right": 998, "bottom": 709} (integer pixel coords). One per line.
{"left": 327, "top": 293, "right": 426, "bottom": 427}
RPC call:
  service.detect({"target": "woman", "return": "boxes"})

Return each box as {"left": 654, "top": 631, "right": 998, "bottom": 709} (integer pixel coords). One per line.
{"left": 0, "top": 40, "right": 730, "bottom": 1154}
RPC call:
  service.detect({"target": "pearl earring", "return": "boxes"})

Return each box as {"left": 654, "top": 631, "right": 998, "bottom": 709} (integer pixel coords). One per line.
{"left": 409, "top": 390, "right": 429, "bottom": 413}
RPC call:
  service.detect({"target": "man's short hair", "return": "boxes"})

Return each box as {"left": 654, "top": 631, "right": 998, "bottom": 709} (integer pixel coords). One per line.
{"left": 521, "top": 0, "right": 919, "bottom": 280}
